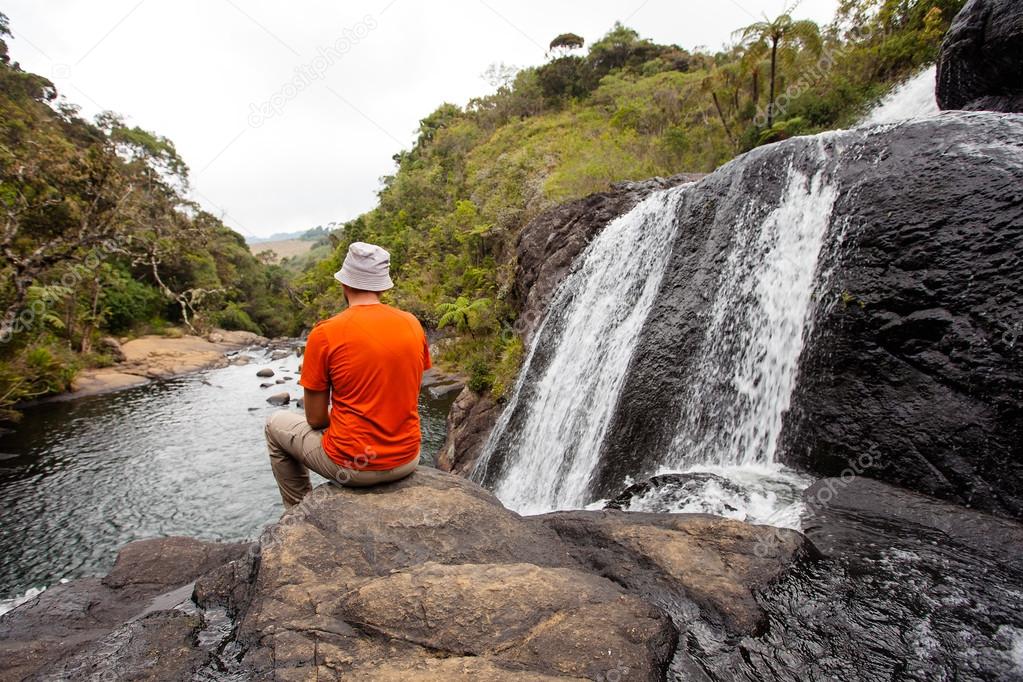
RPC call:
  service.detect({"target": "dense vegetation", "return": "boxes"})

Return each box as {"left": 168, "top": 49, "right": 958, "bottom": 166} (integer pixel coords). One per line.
{"left": 0, "top": 0, "right": 964, "bottom": 418}
{"left": 293, "top": 0, "right": 964, "bottom": 396}
{"left": 0, "top": 12, "right": 297, "bottom": 419}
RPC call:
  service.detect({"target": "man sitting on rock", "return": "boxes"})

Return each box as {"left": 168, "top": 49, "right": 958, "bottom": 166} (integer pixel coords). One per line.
{"left": 265, "top": 242, "right": 430, "bottom": 508}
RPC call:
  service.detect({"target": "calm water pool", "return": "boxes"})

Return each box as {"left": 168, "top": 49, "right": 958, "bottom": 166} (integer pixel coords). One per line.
{"left": 0, "top": 345, "right": 457, "bottom": 600}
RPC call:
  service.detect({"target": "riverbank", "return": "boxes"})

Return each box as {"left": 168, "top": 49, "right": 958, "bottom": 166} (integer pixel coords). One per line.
{"left": 59, "top": 330, "right": 270, "bottom": 400}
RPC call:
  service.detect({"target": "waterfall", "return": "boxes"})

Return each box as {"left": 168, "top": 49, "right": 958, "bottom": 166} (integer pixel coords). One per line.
{"left": 666, "top": 165, "right": 839, "bottom": 470}
{"left": 477, "top": 145, "right": 843, "bottom": 522}
{"left": 473, "top": 187, "right": 687, "bottom": 514}
{"left": 478, "top": 66, "right": 945, "bottom": 519}
{"left": 861, "top": 65, "right": 940, "bottom": 126}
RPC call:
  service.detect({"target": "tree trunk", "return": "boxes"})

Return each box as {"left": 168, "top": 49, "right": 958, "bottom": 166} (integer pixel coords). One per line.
{"left": 711, "top": 92, "right": 736, "bottom": 146}
{"left": 768, "top": 38, "right": 778, "bottom": 127}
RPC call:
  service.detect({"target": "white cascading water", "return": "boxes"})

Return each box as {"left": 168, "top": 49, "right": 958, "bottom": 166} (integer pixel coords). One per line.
{"left": 481, "top": 75, "right": 942, "bottom": 526}
{"left": 628, "top": 161, "right": 839, "bottom": 529}
{"left": 667, "top": 164, "right": 838, "bottom": 468}
{"left": 473, "top": 187, "right": 687, "bottom": 514}
{"left": 861, "top": 65, "right": 940, "bottom": 126}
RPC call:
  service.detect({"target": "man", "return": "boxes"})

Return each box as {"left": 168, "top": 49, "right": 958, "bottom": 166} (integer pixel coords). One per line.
{"left": 265, "top": 242, "right": 430, "bottom": 508}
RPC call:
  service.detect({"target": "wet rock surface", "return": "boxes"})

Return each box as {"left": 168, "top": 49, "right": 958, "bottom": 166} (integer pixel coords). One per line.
{"left": 580, "top": 114, "right": 1023, "bottom": 519}
{"left": 266, "top": 391, "right": 290, "bottom": 406}
{"left": 696, "top": 476, "right": 1023, "bottom": 681}
{"left": 605, "top": 472, "right": 747, "bottom": 512}
{"left": 937, "top": 0, "right": 1023, "bottom": 112}
{"left": 0, "top": 537, "right": 248, "bottom": 681}
{"left": 435, "top": 386, "right": 501, "bottom": 476}
{"left": 782, "top": 114, "right": 1023, "bottom": 518}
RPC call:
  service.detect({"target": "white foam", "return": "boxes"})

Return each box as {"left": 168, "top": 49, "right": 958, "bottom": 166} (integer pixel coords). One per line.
{"left": 628, "top": 462, "right": 814, "bottom": 529}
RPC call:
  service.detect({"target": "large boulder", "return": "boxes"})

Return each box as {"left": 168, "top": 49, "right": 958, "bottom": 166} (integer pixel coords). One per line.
{"left": 233, "top": 468, "right": 679, "bottom": 680}
{"left": 937, "top": 0, "right": 1023, "bottom": 112}
{"left": 0, "top": 537, "right": 250, "bottom": 681}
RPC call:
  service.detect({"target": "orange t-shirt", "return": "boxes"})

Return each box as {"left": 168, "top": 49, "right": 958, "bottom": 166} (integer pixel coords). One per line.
{"left": 299, "top": 303, "right": 431, "bottom": 470}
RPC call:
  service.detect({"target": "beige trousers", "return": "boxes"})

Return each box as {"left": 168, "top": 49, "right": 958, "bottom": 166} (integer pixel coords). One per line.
{"left": 265, "top": 410, "right": 419, "bottom": 508}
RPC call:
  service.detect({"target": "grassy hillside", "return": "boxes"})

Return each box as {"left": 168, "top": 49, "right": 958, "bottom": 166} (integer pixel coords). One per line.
{"left": 294, "top": 0, "right": 964, "bottom": 396}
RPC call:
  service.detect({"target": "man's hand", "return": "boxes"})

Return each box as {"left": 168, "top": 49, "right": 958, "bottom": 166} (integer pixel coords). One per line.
{"left": 303, "top": 388, "right": 330, "bottom": 430}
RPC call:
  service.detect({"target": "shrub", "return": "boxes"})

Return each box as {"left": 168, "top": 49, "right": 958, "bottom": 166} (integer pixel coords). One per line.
{"left": 467, "top": 358, "right": 494, "bottom": 395}
{"left": 215, "top": 302, "right": 262, "bottom": 334}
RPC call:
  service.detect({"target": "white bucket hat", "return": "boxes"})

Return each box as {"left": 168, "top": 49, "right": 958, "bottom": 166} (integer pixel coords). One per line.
{"left": 334, "top": 242, "right": 394, "bottom": 291}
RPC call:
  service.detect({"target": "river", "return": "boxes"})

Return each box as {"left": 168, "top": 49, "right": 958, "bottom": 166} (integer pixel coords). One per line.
{"left": 0, "top": 344, "right": 458, "bottom": 605}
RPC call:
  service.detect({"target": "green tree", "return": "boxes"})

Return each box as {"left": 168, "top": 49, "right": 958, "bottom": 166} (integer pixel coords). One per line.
{"left": 737, "top": 11, "right": 822, "bottom": 126}
{"left": 436, "top": 296, "right": 493, "bottom": 336}
{"left": 549, "top": 32, "right": 584, "bottom": 56}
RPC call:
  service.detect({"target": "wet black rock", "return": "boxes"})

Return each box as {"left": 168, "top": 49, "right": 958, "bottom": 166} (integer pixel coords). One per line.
{"left": 605, "top": 472, "right": 745, "bottom": 512}
{"left": 703, "top": 476, "right": 1023, "bottom": 681}
{"left": 255, "top": 368, "right": 274, "bottom": 378}
{"left": 937, "top": 0, "right": 1023, "bottom": 112}
{"left": 265, "top": 392, "right": 289, "bottom": 406}
{"left": 0, "top": 537, "right": 248, "bottom": 681}
{"left": 590, "top": 114, "right": 1023, "bottom": 519}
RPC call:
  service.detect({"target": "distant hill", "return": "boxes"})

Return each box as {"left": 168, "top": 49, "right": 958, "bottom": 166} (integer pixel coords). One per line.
{"left": 248, "top": 239, "right": 317, "bottom": 263}
{"left": 247, "top": 225, "right": 330, "bottom": 244}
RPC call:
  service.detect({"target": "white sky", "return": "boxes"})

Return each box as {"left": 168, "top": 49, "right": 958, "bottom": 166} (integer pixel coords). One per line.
{"left": 5, "top": 0, "right": 838, "bottom": 238}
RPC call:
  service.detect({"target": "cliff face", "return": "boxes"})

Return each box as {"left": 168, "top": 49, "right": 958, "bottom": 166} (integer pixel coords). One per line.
{"left": 937, "top": 0, "right": 1023, "bottom": 113}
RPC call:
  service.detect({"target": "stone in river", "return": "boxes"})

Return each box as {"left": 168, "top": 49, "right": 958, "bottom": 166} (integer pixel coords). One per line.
{"left": 275, "top": 379, "right": 285, "bottom": 384}
{"left": 266, "top": 392, "right": 290, "bottom": 406}
{"left": 259, "top": 383, "right": 272, "bottom": 389}
{"left": 255, "top": 368, "right": 274, "bottom": 378}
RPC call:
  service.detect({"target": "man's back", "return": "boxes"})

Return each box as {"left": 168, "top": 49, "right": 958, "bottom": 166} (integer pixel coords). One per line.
{"left": 300, "top": 303, "right": 431, "bottom": 470}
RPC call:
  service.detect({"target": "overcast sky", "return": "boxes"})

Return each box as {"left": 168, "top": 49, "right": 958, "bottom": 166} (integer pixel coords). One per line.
{"left": 5, "top": 0, "right": 838, "bottom": 239}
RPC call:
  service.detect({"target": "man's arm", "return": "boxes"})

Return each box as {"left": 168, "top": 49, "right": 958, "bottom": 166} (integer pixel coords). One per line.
{"left": 304, "top": 388, "right": 330, "bottom": 430}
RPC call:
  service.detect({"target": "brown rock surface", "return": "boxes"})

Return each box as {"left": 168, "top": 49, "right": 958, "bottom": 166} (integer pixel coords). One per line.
{"left": 435, "top": 386, "right": 501, "bottom": 475}
{"left": 536, "top": 510, "right": 816, "bottom": 635}
{"left": 1, "top": 469, "right": 813, "bottom": 681}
